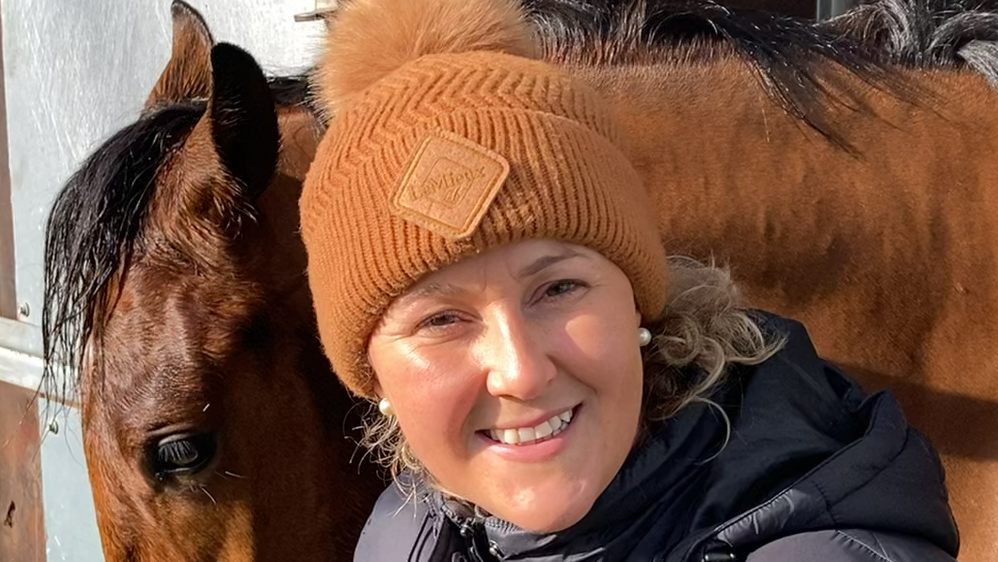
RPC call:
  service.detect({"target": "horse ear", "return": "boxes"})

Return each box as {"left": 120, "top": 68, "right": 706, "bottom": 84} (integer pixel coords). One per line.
{"left": 145, "top": 0, "right": 214, "bottom": 110}
{"left": 206, "top": 43, "right": 279, "bottom": 201}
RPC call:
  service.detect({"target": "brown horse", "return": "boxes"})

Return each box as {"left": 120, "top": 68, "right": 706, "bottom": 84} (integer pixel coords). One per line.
{"left": 40, "top": 2, "right": 382, "bottom": 560}
{"left": 529, "top": 0, "right": 998, "bottom": 558}
{"left": 42, "top": 0, "right": 998, "bottom": 560}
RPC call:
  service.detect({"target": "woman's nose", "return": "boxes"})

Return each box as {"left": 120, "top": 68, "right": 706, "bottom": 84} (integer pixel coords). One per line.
{"left": 480, "top": 309, "right": 557, "bottom": 400}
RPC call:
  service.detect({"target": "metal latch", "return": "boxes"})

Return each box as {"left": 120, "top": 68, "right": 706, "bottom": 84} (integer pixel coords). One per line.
{"left": 294, "top": 0, "right": 339, "bottom": 22}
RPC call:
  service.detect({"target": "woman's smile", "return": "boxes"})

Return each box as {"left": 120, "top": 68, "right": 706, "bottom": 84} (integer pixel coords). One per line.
{"left": 485, "top": 405, "right": 576, "bottom": 446}
{"left": 476, "top": 405, "right": 581, "bottom": 463}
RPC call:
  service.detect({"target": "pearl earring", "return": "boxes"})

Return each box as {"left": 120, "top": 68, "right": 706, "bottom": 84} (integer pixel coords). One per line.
{"left": 378, "top": 398, "right": 394, "bottom": 416}
{"left": 638, "top": 327, "right": 652, "bottom": 347}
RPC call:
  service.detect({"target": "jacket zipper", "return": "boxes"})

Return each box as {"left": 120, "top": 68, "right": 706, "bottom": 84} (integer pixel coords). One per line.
{"left": 459, "top": 519, "right": 504, "bottom": 562}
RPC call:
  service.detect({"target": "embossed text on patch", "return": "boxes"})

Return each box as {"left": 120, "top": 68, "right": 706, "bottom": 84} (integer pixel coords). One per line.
{"left": 390, "top": 129, "right": 510, "bottom": 239}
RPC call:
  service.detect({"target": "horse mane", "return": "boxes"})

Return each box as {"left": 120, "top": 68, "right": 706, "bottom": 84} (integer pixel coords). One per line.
{"left": 822, "top": 0, "right": 998, "bottom": 87}
{"left": 41, "top": 76, "right": 309, "bottom": 402}
{"left": 526, "top": 0, "right": 997, "bottom": 146}
{"left": 267, "top": 74, "right": 313, "bottom": 108}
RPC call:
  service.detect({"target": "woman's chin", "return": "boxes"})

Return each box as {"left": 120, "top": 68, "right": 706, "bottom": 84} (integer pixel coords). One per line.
{"left": 490, "top": 485, "right": 598, "bottom": 534}
{"left": 507, "top": 505, "right": 590, "bottom": 534}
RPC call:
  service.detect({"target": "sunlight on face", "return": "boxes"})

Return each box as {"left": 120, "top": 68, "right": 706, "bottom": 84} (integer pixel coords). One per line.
{"left": 368, "top": 239, "right": 645, "bottom": 532}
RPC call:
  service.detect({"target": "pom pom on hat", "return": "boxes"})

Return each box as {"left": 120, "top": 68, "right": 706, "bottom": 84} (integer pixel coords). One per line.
{"left": 313, "top": 0, "right": 537, "bottom": 113}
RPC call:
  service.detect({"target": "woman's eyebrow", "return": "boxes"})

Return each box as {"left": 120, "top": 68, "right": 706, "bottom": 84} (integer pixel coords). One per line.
{"left": 391, "top": 249, "right": 588, "bottom": 311}
{"left": 516, "top": 249, "right": 586, "bottom": 279}
{"left": 393, "top": 282, "right": 470, "bottom": 310}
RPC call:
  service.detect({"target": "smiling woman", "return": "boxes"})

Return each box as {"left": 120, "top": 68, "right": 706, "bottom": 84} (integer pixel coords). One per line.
{"left": 298, "top": 0, "right": 960, "bottom": 560}
{"left": 367, "top": 241, "right": 651, "bottom": 532}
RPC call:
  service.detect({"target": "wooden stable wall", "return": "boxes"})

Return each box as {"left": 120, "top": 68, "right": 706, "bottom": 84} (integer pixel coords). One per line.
{"left": 0, "top": 1, "right": 41, "bottom": 555}
{"left": 0, "top": 0, "right": 39, "bottom": 553}
{"left": 0, "top": 381, "right": 45, "bottom": 562}
{"left": 0, "top": 0, "right": 15, "bottom": 320}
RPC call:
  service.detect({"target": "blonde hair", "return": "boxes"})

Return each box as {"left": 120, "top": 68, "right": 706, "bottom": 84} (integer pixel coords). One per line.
{"left": 358, "top": 256, "right": 785, "bottom": 485}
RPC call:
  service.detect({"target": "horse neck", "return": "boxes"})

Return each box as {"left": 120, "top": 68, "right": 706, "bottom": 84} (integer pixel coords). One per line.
{"left": 571, "top": 55, "right": 998, "bottom": 396}
{"left": 568, "top": 56, "right": 998, "bottom": 267}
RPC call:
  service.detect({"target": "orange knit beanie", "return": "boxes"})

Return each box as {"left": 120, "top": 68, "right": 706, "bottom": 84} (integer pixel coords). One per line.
{"left": 301, "top": 0, "right": 669, "bottom": 399}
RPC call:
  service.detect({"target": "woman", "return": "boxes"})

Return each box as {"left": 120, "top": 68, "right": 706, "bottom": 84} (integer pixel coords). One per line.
{"left": 299, "top": 0, "right": 959, "bottom": 560}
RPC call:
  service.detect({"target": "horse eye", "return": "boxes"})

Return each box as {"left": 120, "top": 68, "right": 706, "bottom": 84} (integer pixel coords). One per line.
{"left": 147, "top": 432, "right": 217, "bottom": 481}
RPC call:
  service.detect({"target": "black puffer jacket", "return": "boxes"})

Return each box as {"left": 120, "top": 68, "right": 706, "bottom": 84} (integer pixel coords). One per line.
{"left": 353, "top": 313, "right": 959, "bottom": 561}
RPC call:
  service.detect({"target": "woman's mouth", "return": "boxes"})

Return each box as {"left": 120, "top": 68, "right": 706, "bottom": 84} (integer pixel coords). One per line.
{"left": 483, "top": 407, "right": 576, "bottom": 446}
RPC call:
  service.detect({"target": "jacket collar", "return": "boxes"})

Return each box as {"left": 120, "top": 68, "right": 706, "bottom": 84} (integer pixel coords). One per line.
{"left": 433, "top": 400, "right": 725, "bottom": 560}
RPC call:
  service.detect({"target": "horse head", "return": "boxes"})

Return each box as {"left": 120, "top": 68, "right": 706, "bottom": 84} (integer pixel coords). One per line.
{"left": 42, "top": 2, "right": 381, "bottom": 560}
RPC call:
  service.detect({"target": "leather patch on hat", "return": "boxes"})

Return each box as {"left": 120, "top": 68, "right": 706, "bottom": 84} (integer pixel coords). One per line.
{"left": 391, "top": 130, "right": 510, "bottom": 239}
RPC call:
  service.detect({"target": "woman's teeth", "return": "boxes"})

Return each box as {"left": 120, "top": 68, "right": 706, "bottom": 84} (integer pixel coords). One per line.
{"left": 489, "top": 409, "right": 574, "bottom": 446}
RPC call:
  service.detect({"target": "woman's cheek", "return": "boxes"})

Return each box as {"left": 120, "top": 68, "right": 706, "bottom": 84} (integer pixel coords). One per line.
{"left": 393, "top": 350, "right": 483, "bottom": 456}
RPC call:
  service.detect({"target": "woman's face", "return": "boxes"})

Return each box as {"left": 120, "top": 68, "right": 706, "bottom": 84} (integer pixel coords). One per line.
{"left": 368, "top": 239, "right": 646, "bottom": 532}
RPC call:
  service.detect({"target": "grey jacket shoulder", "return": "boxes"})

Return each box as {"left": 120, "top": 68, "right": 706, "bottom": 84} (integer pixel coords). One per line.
{"left": 747, "top": 530, "right": 956, "bottom": 562}
{"left": 354, "top": 483, "right": 439, "bottom": 562}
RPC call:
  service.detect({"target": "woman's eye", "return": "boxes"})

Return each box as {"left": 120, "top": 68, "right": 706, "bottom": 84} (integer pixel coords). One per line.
{"left": 542, "top": 280, "right": 586, "bottom": 300}
{"left": 418, "top": 312, "right": 461, "bottom": 330}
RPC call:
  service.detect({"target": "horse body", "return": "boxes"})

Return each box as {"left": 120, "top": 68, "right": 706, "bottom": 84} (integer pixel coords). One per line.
{"left": 43, "top": 0, "right": 998, "bottom": 560}
{"left": 567, "top": 42, "right": 998, "bottom": 562}
{"left": 43, "top": 3, "right": 381, "bottom": 560}
{"left": 594, "top": 60, "right": 998, "bottom": 381}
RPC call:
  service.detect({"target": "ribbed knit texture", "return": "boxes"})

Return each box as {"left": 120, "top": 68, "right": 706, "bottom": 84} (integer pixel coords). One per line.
{"left": 301, "top": 51, "right": 669, "bottom": 398}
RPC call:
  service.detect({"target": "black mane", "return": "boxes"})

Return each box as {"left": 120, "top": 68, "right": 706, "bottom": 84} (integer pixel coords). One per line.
{"left": 42, "top": 103, "right": 202, "bottom": 401}
{"left": 41, "top": 76, "right": 309, "bottom": 401}
{"left": 267, "top": 74, "right": 312, "bottom": 107}
{"left": 526, "top": 0, "right": 998, "bottom": 146}
{"left": 822, "top": 0, "right": 998, "bottom": 86}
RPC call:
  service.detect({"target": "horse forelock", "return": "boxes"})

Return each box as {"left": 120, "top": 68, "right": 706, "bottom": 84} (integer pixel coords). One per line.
{"left": 42, "top": 103, "right": 205, "bottom": 404}
{"left": 41, "top": 75, "right": 313, "bottom": 405}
